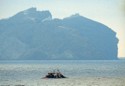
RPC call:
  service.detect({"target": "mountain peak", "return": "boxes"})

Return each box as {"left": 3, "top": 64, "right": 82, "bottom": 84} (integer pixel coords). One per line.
{"left": 71, "top": 13, "right": 81, "bottom": 17}
{"left": 25, "top": 7, "right": 37, "bottom": 12}
{"left": 23, "top": 7, "right": 37, "bottom": 14}
{"left": 10, "top": 7, "right": 52, "bottom": 22}
{"left": 63, "top": 13, "right": 85, "bottom": 21}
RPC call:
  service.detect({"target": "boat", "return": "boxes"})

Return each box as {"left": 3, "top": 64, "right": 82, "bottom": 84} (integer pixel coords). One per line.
{"left": 42, "top": 69, "right": 67, "bottom": 79}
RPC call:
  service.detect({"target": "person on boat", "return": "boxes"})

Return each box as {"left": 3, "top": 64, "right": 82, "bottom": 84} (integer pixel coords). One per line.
{"left": 43, "top": 69, "right": 66, "bottom": 78}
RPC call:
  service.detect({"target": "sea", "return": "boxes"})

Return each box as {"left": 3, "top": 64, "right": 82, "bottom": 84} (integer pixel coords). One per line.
{"left": 0, "top": 60, "right": 125, "bottom": 85}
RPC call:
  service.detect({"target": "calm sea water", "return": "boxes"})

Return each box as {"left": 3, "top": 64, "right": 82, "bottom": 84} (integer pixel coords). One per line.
{"left": 0, "top": 60, "right": 125, "bottom": 81}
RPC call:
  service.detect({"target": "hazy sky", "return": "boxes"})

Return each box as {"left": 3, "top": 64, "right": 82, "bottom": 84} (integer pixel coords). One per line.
{"left": 0, "top": 0, "right": 125, "bottom": 58}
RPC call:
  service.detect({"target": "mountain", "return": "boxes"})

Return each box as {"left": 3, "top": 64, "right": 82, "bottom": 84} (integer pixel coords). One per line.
{"left": 0, "top": 8, "right": 118, "bottom": 60}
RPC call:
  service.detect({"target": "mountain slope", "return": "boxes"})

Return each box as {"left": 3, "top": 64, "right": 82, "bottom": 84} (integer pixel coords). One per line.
{"left": 0, "top": 8, "right": 118, "bottom": 60}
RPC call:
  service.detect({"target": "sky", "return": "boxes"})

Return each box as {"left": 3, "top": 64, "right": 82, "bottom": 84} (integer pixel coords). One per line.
{"left": 0, "top": 0, "right": 125, "bottom": 58}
